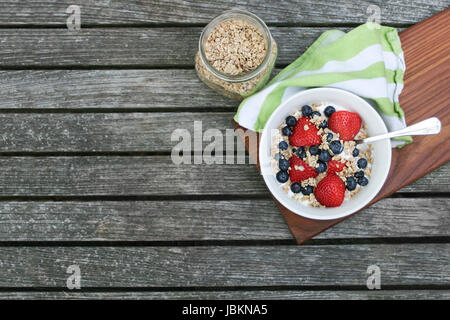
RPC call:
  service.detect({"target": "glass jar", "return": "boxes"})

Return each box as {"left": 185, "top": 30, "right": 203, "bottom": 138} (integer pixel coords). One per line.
{"left": 195, "top": 10, "right": 278, "bottom": 100}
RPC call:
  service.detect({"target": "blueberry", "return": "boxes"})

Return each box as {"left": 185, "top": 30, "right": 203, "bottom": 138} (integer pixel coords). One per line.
{"left": 318, "top": 149, "right": 332, "bottom": 162}
{"left": 346, "top": 177, "right": 357, "bottom": 191}
{"left": 286, "top": 115, "right": 297, "bottom": 127}
{"left": 324, "top": 106, "right": 336, "bottom": 117}
{"left": 302, "top": 185, "right": 314, "bottom": 195}
{"left": 278, "top": 141, "right": 288, "bottom": 150}
{"left": 352, "top": 147, "right": 360, "bottom": 157}
{"left": 282, "top": 126, "right": 292, "bottom": 136}
{"left": 358, "top": 176, "right": 369, "bottom": 186}
{"left": 279, "top": 159, "right": 290, "bottom": 171}
{"left": 290, "top": 182, "right": 302, "bottom": 193}
{"left": 301, "top": 105, "right": 312, "bottom": 117}
{"left": 311, "top": 111, "right": 321, "bottom": 118}
{"left": 329, "top": 140, "right": 343, "bottom": 155}
{"left": 292, "top": 148, "right": 297, "bottom": 153}
{"left": 357, "top": 158, "right": 368, "bottom": 169}
{"left": 296, "top": 147, "right": 306, "bottom": 159}
{"left": 276, "top": 170, "right": 289, "bottom": 183}
{"left": 354, "top": 170, "right": 365, "bottom": 179}
{"left": 326, "top": 133, "right": 334, "bottom": 142}
{"left": 315, "top": 160, "right": 327, "bottom": 173}
{"left": 319, "top": 120, "right": 328, "bottom": 129}
{"left": 298, "top": 151, "right": 307, "bottom": 159}
{"left": 309, "top": 145, "right": 319, "bottom": 155}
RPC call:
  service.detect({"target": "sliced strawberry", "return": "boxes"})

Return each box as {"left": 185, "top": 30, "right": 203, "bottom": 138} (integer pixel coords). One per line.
{"left": 327, "top": 160, "right": 346, "bottom": 174}
{"left": 289, "top": 117, "right": 321, "bottom": 147}
{"left": 314, "top": 174, "right": 345, "bottom": 207}
{"left": 328, "top": 111, "right": 362, "bottom": 141}
{"left": 289, "top": 155, "right": 318, "bottom": 183}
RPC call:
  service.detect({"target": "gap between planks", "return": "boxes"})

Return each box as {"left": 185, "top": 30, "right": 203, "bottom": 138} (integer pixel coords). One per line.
{"left": 0, "top": 289, "right": 447, "bottom": 300}
{"left": 0, "top": 238, "right": 447, "bottom": 247}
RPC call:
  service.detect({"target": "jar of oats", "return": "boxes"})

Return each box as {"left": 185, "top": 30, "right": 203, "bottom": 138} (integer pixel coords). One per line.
{"left": 195, "top": 10, "right": 278, "bottom": 100}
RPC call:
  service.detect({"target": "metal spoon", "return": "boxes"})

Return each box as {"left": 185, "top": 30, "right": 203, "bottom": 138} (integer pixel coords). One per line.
{"left": 355, "top": 117, "right": 442, "bottom": 144}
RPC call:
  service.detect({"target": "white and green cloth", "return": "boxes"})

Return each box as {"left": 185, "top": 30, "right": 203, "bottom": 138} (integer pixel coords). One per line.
{"left": 234, "top": 23, "right": 412, "bottom": 147}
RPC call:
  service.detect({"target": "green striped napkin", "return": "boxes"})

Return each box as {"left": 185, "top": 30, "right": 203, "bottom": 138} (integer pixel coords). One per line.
{"left": 234, "top": 23, "right": 412, "bottom": 147}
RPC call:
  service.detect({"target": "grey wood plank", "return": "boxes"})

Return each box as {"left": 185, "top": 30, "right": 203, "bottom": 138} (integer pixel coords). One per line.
{"left": 0, "top": 245, "right": 447, "bottom": 287}
{"left": 1, "top": 112, "right": 449, "bottom": 162}
{"left": 0, "top": 290, "right": 448, "bottom": 300}
{"left": 0, "top": 156, "right": 263, "bottom": 196}
{"left": 0, "top": 198, "right": 447, "bottom": 241}
{"left": 0, "top": 0, "right": 446, "bottom": 25}
{"left": 399, "top": 163, "right": 449, "bottom": 192}
{"left": 0, "top": 27, "right": 344, "bottom": 67}
{"left": 0, "top": 112, "right": 237, "bottom": 152}
{"left": 0, "top": 70, "right": 235, "bottom": 110}
{"left": 319, "top": 197, "right": 450, "bottom": 239}
{"left": 0, "top": 157, "right": 447, "bottom": 196}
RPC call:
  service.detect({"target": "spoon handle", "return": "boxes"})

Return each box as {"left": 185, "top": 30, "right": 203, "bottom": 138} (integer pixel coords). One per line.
{"left": 360, "top": 117, "right": 442, "bottom": 144}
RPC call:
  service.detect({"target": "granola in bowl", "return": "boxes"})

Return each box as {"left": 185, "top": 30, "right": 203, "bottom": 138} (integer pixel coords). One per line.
{"left": 271, "top": 103, "right": 373, "bottom": 208}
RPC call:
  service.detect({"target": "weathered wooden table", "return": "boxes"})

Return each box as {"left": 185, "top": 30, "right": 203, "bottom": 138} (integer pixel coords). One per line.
{"left": 0, "top": 1, "right": 448, "bottom": 300}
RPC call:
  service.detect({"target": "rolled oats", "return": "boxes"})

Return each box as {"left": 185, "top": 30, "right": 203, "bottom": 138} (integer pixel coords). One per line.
{"left": 196, "top": 12, "right": 277, "bottom": 99}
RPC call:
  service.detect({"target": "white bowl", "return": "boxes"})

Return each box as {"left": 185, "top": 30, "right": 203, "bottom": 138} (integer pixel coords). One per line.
{"left": 259, "top": 88, "right": 391, "bottom": 220}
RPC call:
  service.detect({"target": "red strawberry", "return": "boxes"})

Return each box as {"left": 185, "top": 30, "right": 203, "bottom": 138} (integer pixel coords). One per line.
{"left": 289, "top": 155, "right": 318, "bottom": 182}
{"left": 289, "top": 117, "right": 321, "bottom": 147}
{"left": 328, "top": 111, "right": 362, "bottom": 141}
{"left": 328, "top": 160, "right": 346, "bottom": 174}
{"left": 314, "top": 174, "right": 345, "bottom": 207}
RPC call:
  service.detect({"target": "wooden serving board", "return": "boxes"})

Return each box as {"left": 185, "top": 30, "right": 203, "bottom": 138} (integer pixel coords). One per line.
{"left": 234, "top": 8, "right": 450, "bottom": 244}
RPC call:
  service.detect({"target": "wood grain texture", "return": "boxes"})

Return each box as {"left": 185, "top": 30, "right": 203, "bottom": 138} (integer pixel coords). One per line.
{"left": 0, "top": 198, "right": 447, "bottom": 241}
{"left": 0, "top": 245, "right": 447, "bottom": 287}
{"left": 0, "top": 112, "right": 238, "bottom": 152}
{"left": 236, "top": 8, "right": 450, "bottom": 244}
{"left": 0, "top": 290, "right": 448, "bottom": 300}
{"left": 0, "top": 70, "right": 235, "bottom": 110}
{"left": 0, "top": 110, "right": 448, "bottom": 162}
{"left": 0, "top": 0, "right": 447, "bottom": 299}
{"left": 0, "top": 157, "right": 446, "bottom": 196}
{"left": 0, "top": 27, "right": 343, "bottom": 67}
{"left": 379, "top": 8, "right": 450, "bottom": 195}
{"left": 0, "top": 0, "right": 446, "bottom": 25}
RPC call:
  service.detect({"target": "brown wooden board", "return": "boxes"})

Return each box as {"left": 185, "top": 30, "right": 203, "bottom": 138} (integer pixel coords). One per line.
{"left": 234, "top": 8, "right": 450, "bottom": 244}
